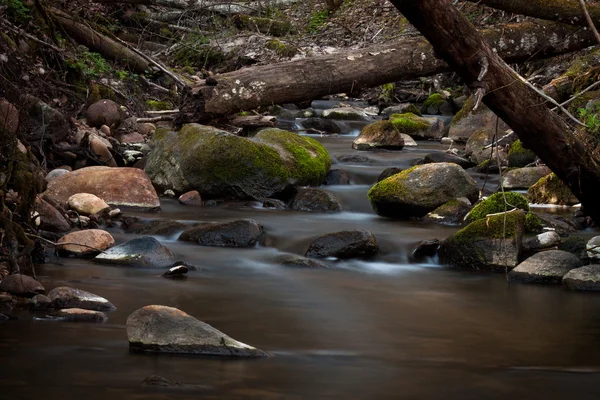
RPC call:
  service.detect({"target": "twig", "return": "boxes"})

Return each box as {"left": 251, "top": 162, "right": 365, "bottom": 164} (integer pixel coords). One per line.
{"left": 146, "top": 109, "right": 180, "bottom": 115}
{"left": 141, "top": 77, "right": 172, "bottom": 93}
{"left": 578, "top": 0, "right": 600, "bottom": 45}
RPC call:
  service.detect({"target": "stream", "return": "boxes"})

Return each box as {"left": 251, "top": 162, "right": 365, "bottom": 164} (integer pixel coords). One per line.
{"left": 2, "top": 114, "right": 600, "bottom": 399}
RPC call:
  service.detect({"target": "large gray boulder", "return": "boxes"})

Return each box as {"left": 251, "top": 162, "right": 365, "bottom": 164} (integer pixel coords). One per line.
{"left": 145, "top": 125, "right": 331, "bottom": 199}
{"left": 368, "top": 163, "right": 479, "bottom": 218}
{"left": 126, "top": 305, "right": 267, "bottom": 357}
{"left": 502, "top": 167, "right": 551, "bottom": 190}
{"left": 47, "top": 287, "right": 116, "bottom": 311}
{"left": 179, "top": 219, "right": 265, "bottom": 248}
{"left": 563, "top": 265, "right": 600, "bottom": 291}
{"left": 508, "top": 250, "right": 582, "bottom": 284}
{"left": 95, "top": 237, "right": 175, "bottom": 268}
{"left": 305, "top": 230, "right": 379, "bottom": 259}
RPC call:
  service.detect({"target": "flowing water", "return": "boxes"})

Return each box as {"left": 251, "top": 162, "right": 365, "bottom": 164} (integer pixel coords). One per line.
{"left": 2, "top": 118, "right": 600, "bottom": 400}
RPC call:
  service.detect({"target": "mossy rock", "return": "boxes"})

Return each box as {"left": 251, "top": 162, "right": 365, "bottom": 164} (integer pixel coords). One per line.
{"left": 389, "top": 113, "right": 443, "bottom": 139}
{"left": 146, "top": 100, "right": 171, "bottom": 111}
{"left": 266, "top": 39, "right": 297, "bottom": 58}
{"left": 422, "top": 198, "right": 472, "bottom": 225}
{"left": 508, "top": 140, "right": 537, "bottom": 167}
{"left": 449, "top": 95, "right": 508, "bottom": 142}
{"left": 381, "top": 103, "right": 421, "bottom": 118}
{"left": 421, "top": 93, "right": 452, "bottom": 115}
{"left": 527, "top": 173, "right": 579, "bottom": 205}
{"left": 322, "top": 107, "right": 370, "bottom": 121}
{"left": 368, "top": 162, "right": 479, "bottom": 219}
{"left": 466, "top": 192, "right": 529, "bottom": 223}
{"left": 145, "top": 124, "right": 331, "bottom": 199}
{"left": 352, "top": 120, "right": 404, "bottom": 151}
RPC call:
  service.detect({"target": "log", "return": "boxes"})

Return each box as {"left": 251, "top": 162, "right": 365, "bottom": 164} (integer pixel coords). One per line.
{"left": 93, "top": 0, "right": 297, "bottom": 14}
{"left": 178, "top": 21, "right": 596, "bottom": 122}
{"left": 387, "top": 0, "right": 600, "bottom": 223}
{"left": 50, "top": 9, "right": 150, "bottom": 73}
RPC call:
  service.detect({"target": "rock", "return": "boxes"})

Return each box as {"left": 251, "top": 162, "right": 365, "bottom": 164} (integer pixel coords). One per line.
{"left": 523, "top": 231, "right": 561, "bottom": 251}
{"left": 162, "top": 264, "right": 188, "bottom": 278}
{"left": 305, "top": 230, "right": 379, "bottom": 259}
{"left": 44, "top": 166, "right": 160, "bottom": 211}
{"left": 502, "top": 167, "right": 551, "bottom": 190}
{"left": 381, "top": 103, "right": 422, "bottom": 118}
{"left": 48, "top": 286, "right": 116, "bottom": 311}
{"left": 422, "top": 152, "right": 475, "bottom": 169}
{"left": 179, "top": 220, "right": 265, "bottom": 248}
{"left": 86, "top": 99, "right": 122, "bottom": 128}
{"left": 178, "top": 190, "right": 202, "bottom": 206}
{"left": 448, "top": 96, "right": 509, "bottom": 142}
{"left": 421, "top": 93, "right": 453, "bottom": 115}
{"left": 67, "top": 193, "right": 110, "bottom": 215}
{"left": 439, "top": 210, "right": 525, "bottom": 271}
{"left": 537, "top": 213, "right": 578, "bottom": 236}
{"left": 401, "top": 134, "right": 418, "bottom": 147}
{"left": 322, "top": 107, "right": 371, "bottom": 121}
{"left": 558, "top": 236, "right": 590, "bottom": 264}
{"left": 51, "top": 308, "right": 108, "bottom": 323}
{"left": 337, "top": 154, "right": 369, "bottom": 163}
{"left": 163, "top": 189, "right": 176, "bottom": 198}
{"left": 508, "top": 250, "right": 582, "bottom": 284}
{"left": 145, "top": 125, "right": 331, "bottom": 199}
{"left": 89, "top": 134, "right": 117, "bottom": 167}
{"left": 352, "top": 121, "right": 404, "bottom": 151}
{"left": 22, "top": 95, "right": 70, "bottom": 142}
{"left": 465, "top": 192, "right": 529, "bottom": 223}
{"left": 126, "top": 305, "right": 267, "bottom": 357}
{"left": 100, "top": 125, "right": 111, "bottom": 136}
{"left": 325, "top": 169, "right": 350, "bottom": 185}
{"left": 423, "top": 198, "right": 472, "bottom": 225}
{"left": 368, "top": 163, "right": 479, "bottom": 218}
{"left": 35, "top": 197, "right": 71, "bottom": 232}
{"left": 31, "top": 294, "right": 52, "bottom": 309}
{"left": 527, "top": 173, "right": 579, "bottom": 205}
{"left": 275, "top": 254, "right": 329, "bottom": 268}
{"left": 563, "top": 265, "right": 600, "bottom": 291}
{"left": 508, "top": 140, "right": 537, "bottom": 167}
{"left": 131, "top": 220, "right": 187, "bottom": 236}
{"left": 45, "top": 168, "right": 70, "bottom": 183}
{"left": 289, "top": 188, "right": 342, "bottom": 212}
{"left": 0, "top": 99, "right": 19, "bottom": 134}
{"left": 0, "top": 274, "right": 45, "bottom": 297}
{"left": 464, "top": 129, "right": 493, "bottom": 164}
{"left": 377, "top": 167, "right": 403, "bottom": 182}
{"left": 411, "top": 239, "right": 440, "bottom": 261}
{"left": 57, "top": 229, "right": 115, "bottom": 256}
{"left": 119, "top": 132, "right": 145, "bottom": 144}
{"left": 137, "top": 122, "right": 156, "bottom": 136}
{"left": 389, "top": 113, "right": 444, "bottom": 140}
{"left": 586, "top": 236, "right": 600, "bottom": 262}
{"left": 300, "top": 118, "right": 341, "bottom": 134}
{"left": 261, "top": 198, "right": 286, "bottom": 209}
{"left": 441, "top": 137, "right": 453, "bottom": 145}
{"left": 95, "top": 236, "right": 175, "bottom": 268}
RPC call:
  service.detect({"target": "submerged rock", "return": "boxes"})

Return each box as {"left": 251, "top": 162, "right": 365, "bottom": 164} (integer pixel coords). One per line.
{"left": 57, "top": 229, "right": 115, "bottom": 256}
{"left": 275, "top": 254, "right": 329, "bottom": 268}
{"left": 162, "top": 264, "right": 189, "bottom": 278}
{"left": 305, "top": 230, "right": 379, "bottom": 259}
{"left": 508, "top": 250, "right": 582, "bottom": 284}
{"left": 95, "top": 236, "right": 175, "bottom": 268}
{"left": 126, "top": 305, "right": 267, "bottom": 357}
{"left": 563, "top": 265, "right": 600, "bottom": 291}
{"left": 50, "top": 308, "right": 108, "bottom": 323}
{"left": 289, "top": 188, "right": 342, "bottom": 212}
{"left": 377, "top": 167, "right": 403, "bottom": 182}
{"left": 411, "top": 239, "right": 440, "bottom": 262}
{"left": 0, "top": 274, "right": 44, "bottom": 297}
{"left": 48, "top": 286, "right": 116, "bottom": 311}
{"left": 179, "top": 219, "right": 265, "bottom": 248}
{"left": 325, "top": 169, "right": 350, "bottom": 185}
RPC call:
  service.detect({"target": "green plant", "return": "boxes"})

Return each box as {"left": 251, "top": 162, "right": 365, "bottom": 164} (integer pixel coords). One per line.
{"left": 115, "top": 70, "right": 128, "bottom": 80}
{"left": 66, "top": 51, "right": 111, "bottom": 78}
{"left": 308, "top": 10, "right": 329, "bottom": 33}
{"left": 2, "top": 0, "right": 31, "bottom": 25}
{"left": 578, "top": 104, "right": 600, "bottom": 137}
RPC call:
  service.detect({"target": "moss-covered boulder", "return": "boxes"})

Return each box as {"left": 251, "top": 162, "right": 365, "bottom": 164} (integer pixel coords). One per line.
{"left": 145, "top": 125, "right": 331, "bottom": 199}
{"left": 501, "top": 166, "right": 551, "bottom": 190}
{"left": 507, "top": 140, "right": 537, "bottom": 167}
{"left": 438, "top": 210, "right": 525, "bottom": 271}
{"left": 352, "top": 120, "right": 404, "bottom": 151}
{"left": 527, "top": 173, "right": 579, "bottom": 205}
{"left": 368, "top": 163, "right": 479, "bottom": 218}
{"left": 421, "top": 93, "right": 453, "bottom": 115}
{"left": 381, "top": 103, "right": 421, "bottom": 118}
{"left": 389, "top": 113, "right": 444, "bottom": 140}
{"left": 448, "top": 95, "right": 509, "bottom": 142}
{"left": 466, "top": 192, "right": 529, "bottom": 223}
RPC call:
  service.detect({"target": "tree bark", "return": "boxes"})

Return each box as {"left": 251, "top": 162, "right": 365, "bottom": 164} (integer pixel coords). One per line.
{"left": 178, "top": 21, "right": 595, "bottom": 122}
{"left": 388, "top": 0, "right": 600, "bottom": 223}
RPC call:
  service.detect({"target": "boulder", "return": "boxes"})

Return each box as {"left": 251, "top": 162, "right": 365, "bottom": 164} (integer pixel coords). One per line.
{"left": 422, "top": 152, "right": 475, "bottom": 169}
{"left": 57, "top": 229, "right": 115, "bottom": 256}
{"left": 586, "top": 236, "right": 600, "bottom": 262}
{"left": 51, "top": 308, "right": 108, "bottom": 323}
{"left": 305, "top": 230, "right": 379, "bottom": 259}
{"left": 558, "top": 236, "right": 590, "bottom": 264}
{"left": 119, "top": 132, "right": 145, "bottom": 144}
{"left": 145, "top": 125, "right": 331, "bottom": 199}
{"left": 381, "top": 103, "right": 422, "bottom": 118}
{"left": 44, "top": 166, "right": 160, "bottom": 211}
{"left": 31, "top": 294, "right": 52, "bottom": 309}
{"left": 411, "top": 239, "right": 440, "bottom": 262}
{"left": 300, "top": 118, "right": 341, "bottom": 134}
{"left": 465, "top": 129, "right": 493, "bottom": 164}
{"left": 448, "top": 96, "right": 509, "bottom": 142}
{"left": 522, "top": 231, "right": 561, "bottom": 251}
{"left": 179, "top": 219, "right": 265, "bottom": 248}
{"left": 389, "top": 113, "right": 444, "bottom": 140}
{"left": 35, "top": 197, "right": 71, "bottom": 232}
{"left": 465, "top": 192, "right": 529, "bottom": 223}
{"left": 352, "top": 121, "right": 404, "bottom": 151}
{"left": 423, "top": 198, "right": 472, "bottom": 225}
{"left": 289, "top": 188, "right": 342, "bottom": 212}
{"left": 67, "top": 193, "right": 110, "bottom": 215}
{"left": 508, "top": 250, "right": 582, "bottom": 284}
{"left": 368, "top": 163, "right": 479, "bottom": 218}
{"left": 275, "top": 254, "right": 329, "bottom": 268}
{"left": 502, "top": 167, "right": 551, "bottom": 190}
{"left": 137, "top": 122, "right": 156, "bottom": 136}
{"left": 508, "top": 140, "right": 537, "bottom": 167}
{"left": 537, "top": 213, "right": 578, "bottom": 236}
{"left": 421, "top": 93, "right": 453, "bottom": 115}
{"left": 86, "top": 99, "right": 122, "bottom": 128}
{"left": 261, "top": 198, "right": 287, "bottom": 209}
{"left": 48, "top": 286, "right": 116, "bottom": 311}
{"left": 322, "top": 107, "right": 371, "bottom": 121}
{"left": 178, "top": 190, "right": 202, "bottom": 206}
{"left": 439, "top": 210, "right": 525, "bottom": 271}
{"left": 126, "top": 305, "right": 267, "bottom": 357}
{"left": 45, "top": 168, "right": 70, "bottom": 183}
{"left": 401, "top": 134, "right": 418, "bottom": 147}
{"left": 527, "top": 173, "right": 579, "bottom": 205}
{"left": 0, "top": 274, "right": 44, "bottom": 297}
{"left": 89, "top": 134, "right": 117, "bottom": 167}
{"left": 325, "top": 169, "right": 350, "bottom": 185}
{"left": 0, "top": 99, "right": 19, "bottom": 134}
{"left": 377, "top": 167, "right": 403, "bottom": 182}
{"left": 563, "top": 265, "right": 600, "bottom": 291}
{"left": 95, "top": 236, "right": 175, "bottom": 268}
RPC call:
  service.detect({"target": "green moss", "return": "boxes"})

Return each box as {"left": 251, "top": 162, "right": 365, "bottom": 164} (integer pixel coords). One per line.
{"left": 0, "top": 33, "right": 17, "bottom": 50}
{"left": 466, "top": 192, "right": 529, "bottom": 223}
{"left": 266, "top": 39, "right": 297, "bottom": 58}
{"left": 527, "top": 173, "right": 578, "bottom": 205}
{"left": 454, "top": 210, "right": 525, "bottom": 242}
{"left": 379, "top": 83, "right": 395, "bottom": 103}
{"left": 568, "top": 91, "right": 600, "bottom": 113}
{"left": 237, "top": 111, "right": 254, "bottom": 117}
{"left": 525, "top": 212, "right": 543, "bottom": 233}
{"left": 146, "top": 100, "right": 171, "bottom": 111}
{"left": 389, "top": 113, "right": 430, "bottom": 133}
{"left": 368, "top": 165, "right": 418, "bottom": 202}
{"left": 508, "top": 139, "right": 537, "bottom": 167}
{"left": 88, "top": 83, "right": 116, "bottom": 105}
{"left": 179, "top": 66, "right": 195, "bottom": 75}
{"left": 564, "top": 50, "right": 600, "bottom": 93}
{"left": 422, "top": 93, "right": 445, "bottom": 110}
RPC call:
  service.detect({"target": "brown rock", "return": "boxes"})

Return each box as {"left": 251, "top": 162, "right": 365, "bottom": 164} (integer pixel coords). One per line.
{"left": 68, "top": 193, "right": 110, "bottom": 215}
{"left": 35, "top": 196, "right": 71, "bottom": 232}
{"left": 100, "top": 125, "right": 111, "bottom": 136}
{"left": 119, "top": 132, "right": 145, "bottom": 144}
{"left": 86, "top": 99, "right": 122, "bottom": 128}
{"left": 0, "top": 274, "right": 44, "bottom": 297}
{"left": 0, "top": 100, "right": 19, "bottom": 134}
{"left": 137, "top": 123, "right": 156, "bottom": 136}
{"left": 51, "top": 308, "right": 108, "bottom": 322}
{"left": 178, "top": 190, "right": 202, "bottom": 206}
{"left": 89, "top": 134, "right": 117, "bottom": 167}
{"left": 57, "top": 229, "right": 115, "bottom": 256}
{"left": 43, "top": 166, "right": 160, "bottom": 211}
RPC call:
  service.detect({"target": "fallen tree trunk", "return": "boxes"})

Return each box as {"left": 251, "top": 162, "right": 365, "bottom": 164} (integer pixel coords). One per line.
{"left": 388, "top": 0, "right": 600, "bottom": 224}
{"left": 94, "top": 0, "right": 297, "bottom": 13}
{"left": 178, "top": 21, "right": 596, "bottom": 122}
{"left": 51, "top": 9, "right": 150, "bottom": 73}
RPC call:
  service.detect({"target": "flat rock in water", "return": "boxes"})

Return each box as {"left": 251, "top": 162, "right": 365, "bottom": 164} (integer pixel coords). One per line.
{"left": 508, "top": 250, "right": 582, "bottom": 284}
{"left": 275, "top": 254, "right": 329, "bottom": 268}
{"left": 0, "top": 274, "right": 44, "bottom": 297}
{"left": 48, "top": 286, "right": 116, "bottom": 311}
{"left": 337, "top": 154, "right": 369, "bottom": 163}
{"left": 522, "top": 231, "right": 561, "bottom": 251}
{"left": 57, "top": 229, "right": 115, "bottom": 256}
{"left": 126, "top": 305, "right": 267, "bottom": 357}
{"left": 563, "top": 265, "right": 600, "bottom": 291}
{"left": 325, "top": 169, "right": 350, "bottom": 185}
{"left": 289, "top": 188, "right": 342, "bottom": 212}
{"left": 305, "top": 230, "right": 379, "bottom": 259}
{"left": 179, "top": 219, "right": 265, "bottom": 248}
{"left": 95, "top": 236, "right": 175, "bottom": 268}
{"left": 51, "top": 308, "right": 108, "bottom": 323}
{"left": 67, "top": 193, "right": 110, "bottom": 215}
